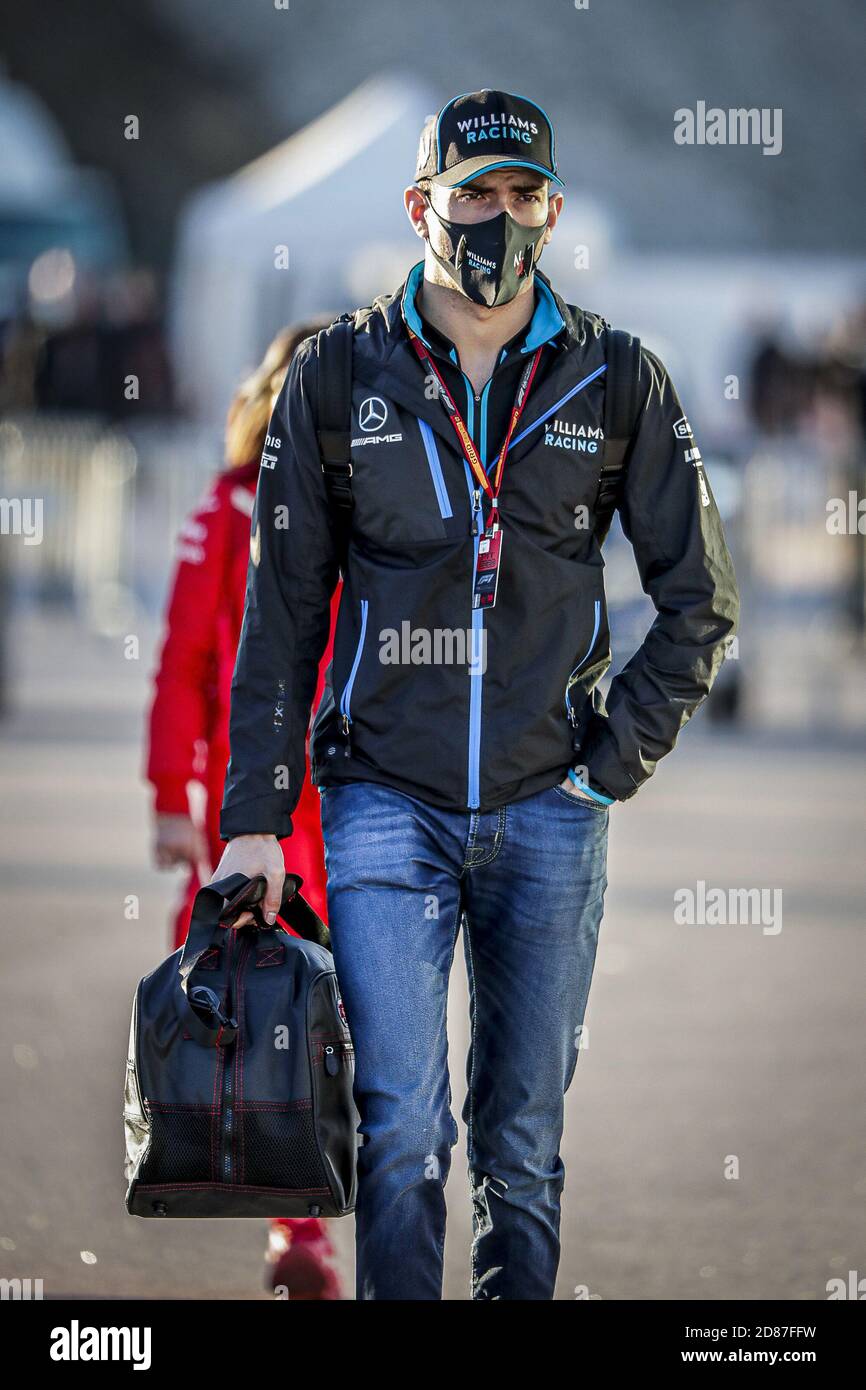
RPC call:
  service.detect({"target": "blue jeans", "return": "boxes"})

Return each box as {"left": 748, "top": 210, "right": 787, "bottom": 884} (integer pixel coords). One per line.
{"left": 319, "top": 780, "right": 609, "bottom": 1300}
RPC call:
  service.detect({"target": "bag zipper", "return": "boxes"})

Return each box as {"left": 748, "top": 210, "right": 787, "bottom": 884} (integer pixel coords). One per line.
{"left": 338, "top": 597, "right": 369, "bottom": 756}
{"left": 219, "top": 930, "right": 244, "bottom": 1184}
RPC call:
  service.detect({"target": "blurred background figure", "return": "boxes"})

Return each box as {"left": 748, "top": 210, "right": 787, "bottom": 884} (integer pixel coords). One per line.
{"left": 0, "top": 0, "right": 864, "bottom": 1302}
{"left": 145, "top": 321, "right": 342, "bottom": 1299}
{"left": 145, "top": 322, "right": 334, "bottom": 947}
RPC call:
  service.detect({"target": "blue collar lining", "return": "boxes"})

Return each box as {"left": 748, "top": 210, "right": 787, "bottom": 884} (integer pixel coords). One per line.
{"left": 401, "top": 261, "right": 564, "bottom": 355}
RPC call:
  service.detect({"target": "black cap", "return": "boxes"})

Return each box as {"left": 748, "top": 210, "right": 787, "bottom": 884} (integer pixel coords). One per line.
{"left": 416, "top": 89, "right": 563, "bottom": 189}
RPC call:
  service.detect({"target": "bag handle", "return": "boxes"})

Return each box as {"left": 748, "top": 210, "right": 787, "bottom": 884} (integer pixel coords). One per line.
{"left": 176, "top": 874, "right": 331, "bottom": 1047}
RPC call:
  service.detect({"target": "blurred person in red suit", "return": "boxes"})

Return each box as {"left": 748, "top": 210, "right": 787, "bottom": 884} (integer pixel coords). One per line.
{"left": 144, "top": 321, "right": 342, "bottom": 1299}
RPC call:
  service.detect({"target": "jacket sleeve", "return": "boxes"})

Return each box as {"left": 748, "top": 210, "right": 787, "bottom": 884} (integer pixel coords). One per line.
{"left": 144, "top": 483, "right": 228, "bottom": 815}
{"left": 219, "top": 342, "right": 340, "bottom": 839}
{"left": 581, "top": 349, "right": 740, "bottom": 801}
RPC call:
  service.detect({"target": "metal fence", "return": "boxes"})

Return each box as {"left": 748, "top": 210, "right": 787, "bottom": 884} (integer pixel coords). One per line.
{"left": 0, "top": 414, "right": 137, "bottom": 632}
{"left": 0, "top": 413, "right": 218, "bottom": 633}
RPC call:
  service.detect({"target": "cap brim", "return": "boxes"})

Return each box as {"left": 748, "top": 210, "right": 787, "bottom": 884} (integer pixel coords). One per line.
{"left": 430, "top": 155, "right": 564, "bottom": 189}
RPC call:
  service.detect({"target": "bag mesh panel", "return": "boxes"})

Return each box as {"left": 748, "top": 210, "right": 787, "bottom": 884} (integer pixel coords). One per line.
{"left": 240, "top": 1106, "right": 328, "bottom": 1189}
{"left": 140, "top": 1106, "right": 214, "bottom": 1184}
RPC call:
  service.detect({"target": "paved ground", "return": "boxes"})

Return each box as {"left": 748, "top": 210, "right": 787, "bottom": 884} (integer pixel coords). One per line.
{"left": 0, "top": 608, "right": 864, "bottom": 1300}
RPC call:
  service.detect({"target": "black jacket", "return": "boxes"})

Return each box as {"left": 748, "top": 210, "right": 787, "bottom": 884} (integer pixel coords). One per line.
{"left": 220, "top": 265, "right": 739, "bottom": 838}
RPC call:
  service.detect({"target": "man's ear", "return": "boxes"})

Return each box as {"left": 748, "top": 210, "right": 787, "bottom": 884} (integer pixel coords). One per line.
{"left": 404, "top": 186, "right": 430, "bottom": 242}
{"left": 542, "top": 191, "right": 564, "bottom": 246}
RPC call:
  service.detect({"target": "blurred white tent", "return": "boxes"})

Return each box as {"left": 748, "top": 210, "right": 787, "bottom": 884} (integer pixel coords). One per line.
{"left": 170, "top": 73, "right": 439, "bottom": 425}
{"left": 0, "top": 77, "right": 127, "bottom": 318}
{"left": 171, "top": 70, "right": 866, "bottom": 441}
{"left": 0, "top": 76, "right": 71, "bottom": 200}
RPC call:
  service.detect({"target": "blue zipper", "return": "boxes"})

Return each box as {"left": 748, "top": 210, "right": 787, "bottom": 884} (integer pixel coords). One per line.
{"left": 465, "top": 379, "right": 494, "bottom": 811}
{"left": 418, "top": 420, "right": 453, "bottom": 519}
{"left": 465, "top": 463, "right": 483, "bottom": 811}
{"left": 510, "top": 362, "right": 607, "bottom": 450}
{"left": 339, "top": 598, "right": 369, "bottom": 749}
{"left": 564, "top": 598, "right": 601, "bottom": 729}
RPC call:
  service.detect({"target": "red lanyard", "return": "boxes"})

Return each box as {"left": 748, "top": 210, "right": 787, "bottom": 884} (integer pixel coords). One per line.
{"left": 408, "top": 331, "right": 542, "bottom": 532}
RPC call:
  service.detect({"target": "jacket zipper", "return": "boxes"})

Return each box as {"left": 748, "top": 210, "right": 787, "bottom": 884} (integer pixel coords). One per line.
{"left": 418, "top": 420, "right": 453, "bottom": 519}
{"left": 564, "top": 599, "right": 602, "bottom": 730}
{"left": 339, "top": 597, "right": 369, "bottom": 756}
{"left": 508, "top": 362, "right": 608, "bottom": 451}
{"left": 444, "top": 346, "right": 505, "bottom": 810}
{"left": 465, "top": 378, "right": 493, "bottom": 811}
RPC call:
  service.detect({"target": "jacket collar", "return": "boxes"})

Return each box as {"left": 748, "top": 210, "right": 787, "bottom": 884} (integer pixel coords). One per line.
{"left": 351, "top": 265, "right": 597, "bottom": 463}
{"left": 398, "top": 260, "right": 566, "bottom": 357}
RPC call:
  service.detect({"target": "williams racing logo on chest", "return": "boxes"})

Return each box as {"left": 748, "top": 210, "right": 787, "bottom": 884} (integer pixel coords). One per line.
{"left": 543, "top": 418, "right": 605, "bottom": 454}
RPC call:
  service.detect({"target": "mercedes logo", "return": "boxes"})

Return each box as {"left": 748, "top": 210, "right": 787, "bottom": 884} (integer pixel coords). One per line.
{"left": 359, "top": 396, "right": 388, "bottom": 432}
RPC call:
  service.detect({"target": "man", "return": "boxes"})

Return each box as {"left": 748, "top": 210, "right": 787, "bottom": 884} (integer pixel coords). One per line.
{"left": 216, "top": 89, "right": 739, "bottom": 1300}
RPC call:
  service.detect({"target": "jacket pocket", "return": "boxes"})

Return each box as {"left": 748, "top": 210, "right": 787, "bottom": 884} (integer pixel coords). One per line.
{"left": 339, "top": 598, "right": 369, "bottom": 730}
{"left": 564, "top": 597, "right": 604, "bottom": 730}
{"left": 418, "top": 420, "right": 453, "bottom": 519}
{"left": 349, "top": 401, "right": 452, "bottom": 547}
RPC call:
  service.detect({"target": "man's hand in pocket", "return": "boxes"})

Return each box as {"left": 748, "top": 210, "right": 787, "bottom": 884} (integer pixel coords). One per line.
{"left": 559, "top": 774, "right": 597, "bottom": 803}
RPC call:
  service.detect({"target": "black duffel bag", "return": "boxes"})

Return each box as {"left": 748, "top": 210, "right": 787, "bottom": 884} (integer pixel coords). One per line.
{"left": 124, "top": 872, "right": 358, "bottom": 1219}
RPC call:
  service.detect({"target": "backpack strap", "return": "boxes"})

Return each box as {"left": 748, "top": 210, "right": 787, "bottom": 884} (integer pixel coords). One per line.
{"left": 316, "top": 315, "right": 355, "bottom": 567}
{"left": 595, "top": 327, "right": 643, "bottom": 541}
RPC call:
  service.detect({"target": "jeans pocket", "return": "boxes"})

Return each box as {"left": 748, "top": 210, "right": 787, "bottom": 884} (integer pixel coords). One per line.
{"left": 551, "top": 784, "right": 610, "bottom": 813}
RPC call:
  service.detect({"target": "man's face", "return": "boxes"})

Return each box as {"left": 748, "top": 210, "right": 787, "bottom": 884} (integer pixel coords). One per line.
{"left": 428, "top": 168, "right": 552, "bottom": 228}
{"left": 405, "top": 167, "right": 563, "bottom": 262}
